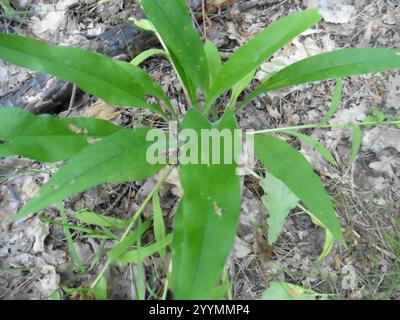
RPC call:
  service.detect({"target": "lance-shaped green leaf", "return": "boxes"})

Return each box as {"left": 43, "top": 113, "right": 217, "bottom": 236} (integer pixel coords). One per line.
{"left": 321, "top": 78, "right": 343, "bottom": 123}
{"left": 16, "top": 128, "right": 166, "bottom": 220}
{"left": 113, "top": 234, "right": 173, "bottom": 264}
{"left": 205, "top": 9, "right": 322, "bottom": 107}
{"left": 0, "top": 0, "right": 14, "bottom": 15}
{"left": 172, "top": 108, "right": 241, "bottom": 299}
{"left": 0, "top": 34, "right": 171, "bottom": 117}
{"left": 74, "top": 211, "right": 130, "bottom": 230}
{"left": 229, "top": 69, "right": 256, "bottom": 108}
{"left": 204, "top": 40, "right": 222, "bottom": 86}
{"left": 0, "top": 108, "right": 122, "bottom": 162}
{"left": 93, "top": 276, "right": 108, "bottom": 300}
{"left": 141, "top": 0, "right": 209, "bottom": 94}
{"left": 130, "top": 48, "right": 167, "bottom": 66}
{"left": 107, "top": 221, "right": 151, "bottom": 261}
{"left": 254, "top": 135, "right": 344, "bottom": 245}
{"left": 283, "top": 130, "right": 337, "bottom": 166}
{"left": 242, "top": 48, "right": 400, "bottom": 106}
{"left": 152, "top": 190, "right": 167, "bottom": 258}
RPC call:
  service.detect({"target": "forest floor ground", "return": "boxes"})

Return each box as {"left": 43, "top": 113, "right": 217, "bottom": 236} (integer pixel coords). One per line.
{"left": 0, "top": 0, "right": 399, "bottom": 300}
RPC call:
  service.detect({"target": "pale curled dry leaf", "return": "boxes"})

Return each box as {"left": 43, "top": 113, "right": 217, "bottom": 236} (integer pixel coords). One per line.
{"left": 35, "top": 265, "right": 60, "bottom": 297}
{"left": 83, "top": 101, "right": 120, "bottom": 121}
{"left": 369, "top": 155, "right": 398, "bottom": 179}
{"left": 362, "top": 126, "right": 400, "bottom": 153}
{"left": 305, "top": 0, "right": 356, "bottom": 24}
{"left": 30, "top": 0, "right": 76, "bottom": 37}
{"left": 255, "top": 36, "right": 336, "bottom": 97}
{"left": 233, "top": 236, "right": 252, "bottom": 259}
{"left": 387, "top": 76, "right": 400, "bottom": 110}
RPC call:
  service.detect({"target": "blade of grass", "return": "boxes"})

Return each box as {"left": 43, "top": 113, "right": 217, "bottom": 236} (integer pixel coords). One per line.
{"left": 240, "top": 48, "right": 400, "bottom": 109}
{"left": 321, "top": 78, "right": 344, "bottom": 123}
{"left": 59, "top": 204, "right": 85, "bottom": 272}
{"left": 107, "top": 221, "right": 151, "bottom": 261}
{"left": 90, "top": 167, "right": 173, "bottom": 289}
{"left": 283, "top": 130, "right": 337, "bottom": 166}
{"left": 130, "top": 48, "right": 167, "bottom": 66}
{"left": 152, "top": 189, "right": 167, "bottom": 258}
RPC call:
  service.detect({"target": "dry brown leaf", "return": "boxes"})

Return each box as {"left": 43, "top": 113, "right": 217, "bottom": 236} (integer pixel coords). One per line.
{"left": 369, "top": 156, "right": 397, "bottom": 178}
{"left": 83, "top": 101, "right": 120, "bottom": 120}
{"left": 253, "top": 232, "right": 274, "bottom": 263}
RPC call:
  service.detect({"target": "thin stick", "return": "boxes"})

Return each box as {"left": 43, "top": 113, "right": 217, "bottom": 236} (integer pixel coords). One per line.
{"left": 246, "top": 120, "right": 400, "bottom": 136}
{"left": 66, "top": 84, "right": 77, "bottom": 116}
{"left": 202, "top": 0, "right": 207, "bottom": 39}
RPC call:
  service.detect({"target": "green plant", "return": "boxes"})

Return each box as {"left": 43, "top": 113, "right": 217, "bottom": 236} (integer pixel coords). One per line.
{"left": 0, "top": 0, "right": 14, "bottom": 15}
{"left": 1, "top": 0, "right": 400, "bottom": 299}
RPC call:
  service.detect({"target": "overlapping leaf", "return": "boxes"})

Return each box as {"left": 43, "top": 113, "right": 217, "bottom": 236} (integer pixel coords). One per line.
{"left": 254, "top": 135, "right": 344, "bottom": 244}
{"left": 0, "top": 34, "right": 171, "bottom": 116}
{"left": 141, "top": 0, "right": 209, "bottom": 96}
{"left": 321, "top": 78, "right": 343, "bottom": 123}
{"left": 283, "top": 130, "right": 337, "bottom": 166}
{"left": 260, "top": 173, "right": 299, "bottom": 244}
{"left": 74, "top": 211, "right": 130, "bottom": 230}
{"left": 113, "top": 234, "right": 172, "bottom": 264}
{"left": 107, "top": 221, "right": 151, "bottom": 261}
{"left": 16, "top": 128, "right": 166, "bottom": 220}
{"left": 205, "top": 9, "right": 322, "bottom": 108}
{"left": 204, "top": 40, "right": 222, "bottom": 87}
{"left": 172, "top": 108, "right": 241, "bottom": 299}
{"left": 0, "top": 108, "right": 122, "bottom": 162}
{"left": 242, "top": 48, "right": 400, "bottom": 106}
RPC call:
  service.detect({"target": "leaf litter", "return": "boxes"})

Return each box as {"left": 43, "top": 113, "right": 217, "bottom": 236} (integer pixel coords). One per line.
{"left": 1, "top": 0, "right": 400, "bottom": 300}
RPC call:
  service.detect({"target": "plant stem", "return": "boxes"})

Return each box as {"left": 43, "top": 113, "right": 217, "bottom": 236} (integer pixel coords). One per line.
{"left": 246, "top": 119, "right": 400, "bottom": 136}
{"left": 90, "top": 166, "right": 174, "bottom": 290}
{"left": 59, "top": 204, "right": 85, "bottom": 272}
